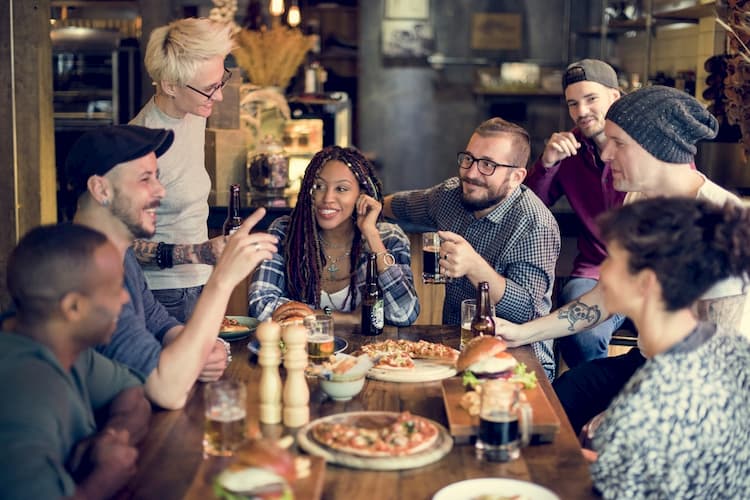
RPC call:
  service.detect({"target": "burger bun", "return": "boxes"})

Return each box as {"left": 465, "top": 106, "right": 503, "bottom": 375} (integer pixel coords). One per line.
{"left": 271, "top": 301, "right": 315, "bottom": 325}
{"left": 456, "top": 335, "right": 517, "bottom": 377}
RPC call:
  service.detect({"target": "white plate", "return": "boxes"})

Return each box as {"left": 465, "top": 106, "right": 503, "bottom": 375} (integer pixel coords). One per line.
{"left": 367, "top": 359, "right": 456, "bottom": 383}
{"left": 433, "top": 478, "right": 560, "bottom": 500}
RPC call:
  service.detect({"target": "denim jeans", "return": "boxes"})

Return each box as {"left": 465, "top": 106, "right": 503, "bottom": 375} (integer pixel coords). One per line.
{"left": 151, "top": 286, "right": 203, "bottom": 323}
{"left": 556, "top": 277, "right": 625, "bottom": 368}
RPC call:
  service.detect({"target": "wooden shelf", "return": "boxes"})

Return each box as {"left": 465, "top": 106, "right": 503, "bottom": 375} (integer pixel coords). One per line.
{"left": 473, "top": 87, "right": 562, "bottom": 97}
{"left": 653, "top": 2, "right": 718, "bottom": 21}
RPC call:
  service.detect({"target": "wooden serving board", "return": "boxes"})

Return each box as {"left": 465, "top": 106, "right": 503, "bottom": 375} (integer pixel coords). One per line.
{"left": 441, "top": 377, "right": 560, "bottom": 444}
{"left": 367, "top": 359, "right": 456, "bottom": 383}
{"left": 183, "top": 454, "right": 326, "bottom": 500}
{"left": 296, "top": 411, "right": 453, "bottom": 470}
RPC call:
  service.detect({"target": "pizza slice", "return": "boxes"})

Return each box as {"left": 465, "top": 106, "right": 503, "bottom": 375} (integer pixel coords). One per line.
{"left": 372, "top": 351, "right": 415, "bottom": 370}
{"left": 220, "top": 316, "right": 250, "bottom": 333}
{"left": 406, "top": 340, "right": 459, "bottom": 363}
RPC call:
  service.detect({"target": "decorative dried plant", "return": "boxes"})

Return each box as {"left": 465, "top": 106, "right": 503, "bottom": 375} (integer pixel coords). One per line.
{"left": 233, "top": 26, "right": 315, "bottom": 88}
{"left": 718, "top": 1, "right": 750, "bottom": 156}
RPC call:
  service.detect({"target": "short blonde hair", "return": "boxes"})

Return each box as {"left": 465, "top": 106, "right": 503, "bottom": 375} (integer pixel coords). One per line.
{"left": 144, "top": 17, "right": 234, "bottom": 85}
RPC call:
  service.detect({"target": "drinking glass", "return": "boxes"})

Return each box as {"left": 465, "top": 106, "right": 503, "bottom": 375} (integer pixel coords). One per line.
{"left": 475, "top": 379, "right": 532, "bottom": 462}
{"left": 460, "top": 299, "right": 476, "bottom": 350}
{"left": 422, "top": 232, "right": 447, "bottom": 284}
{"left": 303, "top": 314, "right": 335, "bottom": 363}
{"left": 203, "top": 380, "right": 247, "bottom": 456}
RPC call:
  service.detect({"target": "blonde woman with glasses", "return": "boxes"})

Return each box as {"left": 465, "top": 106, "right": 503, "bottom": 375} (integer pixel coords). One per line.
{"left": 129, "top": 18, "right": 235, "bottom": 322}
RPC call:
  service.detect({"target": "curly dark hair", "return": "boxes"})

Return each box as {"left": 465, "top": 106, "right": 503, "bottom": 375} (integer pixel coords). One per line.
{"left": 284, "top": 146, "right": 383, "bottom": 308}
{"left": 599, "top": 197, "right": 750, "bottom": 311}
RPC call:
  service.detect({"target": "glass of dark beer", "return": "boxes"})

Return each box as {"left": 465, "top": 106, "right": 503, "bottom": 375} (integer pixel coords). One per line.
{"left": 422, "top": 232, "right": 447, "bottom": 284}
{"left": 475, "top": 379, "right": 532, "bottom": 462}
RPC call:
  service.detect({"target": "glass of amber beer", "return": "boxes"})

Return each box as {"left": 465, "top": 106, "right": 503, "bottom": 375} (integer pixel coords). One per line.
{"left": 422, "top": 232, "right": 447, "bottom": 284}
{"left": 203, "top": 380, "right": 247, "bottom": 456}
{"left": 304, "top": 314, "right": 335, "bottom": 363}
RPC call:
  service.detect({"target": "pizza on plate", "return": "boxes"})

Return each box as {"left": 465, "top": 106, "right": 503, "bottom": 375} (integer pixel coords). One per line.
{"left": 310, "top": 411, "right": 440, "bottom": 457}
{"left": 220, "top": 316, "right": 250, "bottom": 333}
{"left": 361, "top": 339, "right": 458, "bottom": 370}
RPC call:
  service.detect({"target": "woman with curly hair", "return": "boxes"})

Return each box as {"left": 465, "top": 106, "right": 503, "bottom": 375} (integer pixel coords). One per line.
{"left": 249, "top": 146, "right": 419, "bottom": 326}
{"left": 589, "top": 197, "right": 750, "bottom": 499}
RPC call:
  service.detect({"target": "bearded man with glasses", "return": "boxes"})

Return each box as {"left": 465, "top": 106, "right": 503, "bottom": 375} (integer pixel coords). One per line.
{"left": 129, "top": 18, "right": 235, "bottom": 322}
{"left": 383, "top": 117, "right": 561, "bottom": 380}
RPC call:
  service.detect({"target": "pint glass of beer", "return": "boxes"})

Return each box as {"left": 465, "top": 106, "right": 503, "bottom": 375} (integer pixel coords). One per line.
{"left": 422, "top": 232, "right": 447, "bottom": 284}
{"left": 203, "top": 380, "right": 247, "bottom": 456}
{"left": 475, "top": 379, "right": 532, "bottom": 462}
{"left": 304, "top": 314, "right": 335, "bottom": 363}
{"left": 460, "top": 299, "right": 476, "bottom": 350}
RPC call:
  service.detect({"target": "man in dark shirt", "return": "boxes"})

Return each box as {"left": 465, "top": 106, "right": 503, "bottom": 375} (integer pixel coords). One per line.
{"left": 66, "top": 125, "right": 278, "bottom": 409}
{"left": 525, "top": 59, "right": 625, "bottom": 367}
{"left": 0, "top": 224, "right": 150, "bottom": 499}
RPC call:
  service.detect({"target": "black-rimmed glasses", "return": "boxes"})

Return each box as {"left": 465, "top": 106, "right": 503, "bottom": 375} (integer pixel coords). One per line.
{"left": 185, "top": 67, "right": 232, "bottom": 100}
{"left": 457, "top": 151, "right": 517, "bottom": 176}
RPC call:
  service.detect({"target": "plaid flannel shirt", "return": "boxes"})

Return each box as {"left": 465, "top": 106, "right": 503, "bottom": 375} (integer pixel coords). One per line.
{"left": 248, "top": 216, "right": 420, "bottom": 326}
{"left": 390, "top": 178, "right": 560, "bottom": 378}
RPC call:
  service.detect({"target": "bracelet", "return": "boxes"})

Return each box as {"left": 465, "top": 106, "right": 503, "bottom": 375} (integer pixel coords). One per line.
{"left": 376, "top": 251, "right": 396, "bottom": 268}
{"left": 323, "top": 306, "right": 333, "bottom": 316}
{"left": 155, "top": 242, "right": 174, "bottom": 269}
{"left": 216, "top": 337, "right": 232, "bottom": 365}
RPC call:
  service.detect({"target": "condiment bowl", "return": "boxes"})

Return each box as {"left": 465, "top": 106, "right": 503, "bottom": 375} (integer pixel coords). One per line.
{"left": 319, "top": 375, "right": 366, "bottom": 401}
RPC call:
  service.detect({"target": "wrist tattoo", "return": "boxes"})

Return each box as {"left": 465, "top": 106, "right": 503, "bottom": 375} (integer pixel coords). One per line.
{"left": 132, "top": 239, "right": 159, "bottom": 264}
{"left": 558, "top": 299, "right": 601, "bottom": 332}
{"left": 172, "top": 245, "right": 188, "bottom": 265}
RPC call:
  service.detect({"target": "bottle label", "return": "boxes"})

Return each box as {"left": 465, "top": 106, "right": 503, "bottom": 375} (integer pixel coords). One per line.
{"left": 371, "top": 299, "right": 384, "bottom": 329}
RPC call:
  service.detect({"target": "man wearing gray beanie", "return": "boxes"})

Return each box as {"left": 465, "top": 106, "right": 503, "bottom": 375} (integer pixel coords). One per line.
{"left": 498, "top": 85, "right": 747, "bottom": 435}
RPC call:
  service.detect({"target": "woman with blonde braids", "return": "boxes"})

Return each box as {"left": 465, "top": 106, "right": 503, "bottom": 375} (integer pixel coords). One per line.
{"left": 249, "top": 146, "right": 419, "bottom": 325}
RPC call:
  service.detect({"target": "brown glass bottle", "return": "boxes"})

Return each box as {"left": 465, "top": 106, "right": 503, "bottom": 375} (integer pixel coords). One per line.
{"left": 223, "top": 184, "right": 243, "bottom": 236}
{"left": 361, "top": 253, "right": 384, "bottom": 336}
{"left": 471, "top": 281, "right": 495, "bottom": 339}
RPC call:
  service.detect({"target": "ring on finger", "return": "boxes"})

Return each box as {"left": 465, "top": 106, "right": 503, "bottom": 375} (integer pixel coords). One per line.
{"left": 254, "top": 242, "right": 260, "bottom": 251}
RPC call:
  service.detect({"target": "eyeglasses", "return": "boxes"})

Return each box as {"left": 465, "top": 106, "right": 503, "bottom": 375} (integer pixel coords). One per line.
{"left": 185, "top": 67, "right": 232, "bottom": 100}
{"left": 457, "top": 151, "right": 517, "bottom": 176}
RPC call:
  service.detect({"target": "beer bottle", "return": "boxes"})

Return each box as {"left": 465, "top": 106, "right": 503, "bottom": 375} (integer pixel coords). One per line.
{"left": 223, "top": 184, "right": 243, "bottom": 236}
{"left": 361, "top": 253, "right": 384, "bottom": 336}
{"left": 471, "top": 281, "right": 495, "bottom": 339}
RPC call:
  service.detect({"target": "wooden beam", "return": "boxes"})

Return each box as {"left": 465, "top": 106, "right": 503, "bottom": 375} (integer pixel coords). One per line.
{"left": 0, "top": 0, "right": 56, "bottom": 308}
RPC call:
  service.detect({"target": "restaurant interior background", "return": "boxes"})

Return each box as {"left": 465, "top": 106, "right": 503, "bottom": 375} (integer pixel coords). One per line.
{"left": 2, "top": 0, "right": 750, "bottom": 308}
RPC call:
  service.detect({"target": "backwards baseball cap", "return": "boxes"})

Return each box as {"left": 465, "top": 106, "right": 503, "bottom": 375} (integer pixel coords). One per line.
{"left": 562, "top": 59, "right": 620, "bottom": 92}
{"left": 606, "top": 85, "right": 718, "bottom": 164}
{"left": 66, "top": 125, "right": 174, "bottom": 200}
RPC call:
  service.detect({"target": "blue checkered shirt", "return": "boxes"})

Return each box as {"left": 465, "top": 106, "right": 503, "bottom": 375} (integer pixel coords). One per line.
{"left": 248, "top": 216, "right": 420, "bottom": 326}
{"left": 390, "top": 178, "right": 560, "bottom": 378}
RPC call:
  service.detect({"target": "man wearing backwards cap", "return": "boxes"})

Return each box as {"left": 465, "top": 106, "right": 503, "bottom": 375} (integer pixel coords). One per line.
{"left": 67, "top": 125, "right": 278, "bottom": 410}
{"left": 498, "top": 86, "right": 747, "bottom": 434}
{"left": 525, "top": 59, "right": 626, "bottom": 368}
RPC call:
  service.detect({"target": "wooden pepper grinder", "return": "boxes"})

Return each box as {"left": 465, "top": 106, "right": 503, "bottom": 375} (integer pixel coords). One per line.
{"left": 257, "top": 319, "right": 282, "bottom": 424}
{"left": 281, "top": 323, "right": 309, "bottom": 427}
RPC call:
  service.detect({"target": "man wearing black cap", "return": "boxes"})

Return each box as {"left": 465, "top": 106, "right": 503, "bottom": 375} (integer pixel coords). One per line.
{"left": 498, "top": 86, "right": 747, "bottom": 434}
{"left": 67, "top": 125, "right": 278, "bottom": 410}
{"left": 525, "top": 59, "right": 626, "bottom": 368}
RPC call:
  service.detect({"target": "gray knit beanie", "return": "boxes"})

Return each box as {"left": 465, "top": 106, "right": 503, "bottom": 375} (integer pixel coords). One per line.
{"left": 605, "top": 85, "right": 718, "bottom": 164}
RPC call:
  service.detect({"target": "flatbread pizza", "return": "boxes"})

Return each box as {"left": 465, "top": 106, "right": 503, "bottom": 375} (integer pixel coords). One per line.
{"left": 310, "top": 411, "right": 440, "bottom": 458}
{"left": 361, "top": 339, "right": 458, "bottom": 370}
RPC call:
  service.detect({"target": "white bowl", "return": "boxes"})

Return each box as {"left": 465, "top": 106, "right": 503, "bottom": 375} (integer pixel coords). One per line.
{"left": 319, "top": 376, "right": 365, "bottom": 401}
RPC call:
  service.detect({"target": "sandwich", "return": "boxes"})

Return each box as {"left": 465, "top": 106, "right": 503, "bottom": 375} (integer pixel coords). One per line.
{"left": 271, "top": 301, "right": 315, "bottom": 325}
{"left": 456, "top": 336, "right": 518, "bottom": 388}
{"left": 213, "top": 438, "right": 296, "bottom": 500}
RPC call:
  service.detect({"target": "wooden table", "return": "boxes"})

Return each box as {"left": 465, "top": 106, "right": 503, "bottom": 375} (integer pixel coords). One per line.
{"left": 117, "top": 325, "right": 597, "bottom": 500}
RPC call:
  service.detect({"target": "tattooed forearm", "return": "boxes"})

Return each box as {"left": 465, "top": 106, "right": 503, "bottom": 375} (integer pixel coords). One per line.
{"left": 133, "top": 239, "right": 159, "bottom": 265}
{"left": 557, "top": 300, "right": 602, "bottom": 332}
{"left": 193, "top": 242, "right": 218, "bottom": 265}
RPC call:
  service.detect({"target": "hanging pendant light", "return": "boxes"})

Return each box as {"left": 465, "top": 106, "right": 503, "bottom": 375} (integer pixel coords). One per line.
{"left": 269, "top": 0, "right": 284, "bottom": 18}
{"left": 287, "top": 1, "right": 301, "bottom": 27}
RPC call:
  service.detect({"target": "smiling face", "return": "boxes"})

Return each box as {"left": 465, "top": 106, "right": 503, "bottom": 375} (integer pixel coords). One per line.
{"left": 565, "top": 80, "right": 620, "bottom": 141}
{"left": 459, "top": 133, "right": 526, "bottom": 216}
{"left": 107, "top": 152, "right": 165, "bottom": 239}
{"left": 172, "top": 55, "right": 227, "bottom": 118}
{"left": 312, "top": 160, "right": 361, "bottom": 232}
{"left": 601, "top": 120, "right": 660, "bottom": 193}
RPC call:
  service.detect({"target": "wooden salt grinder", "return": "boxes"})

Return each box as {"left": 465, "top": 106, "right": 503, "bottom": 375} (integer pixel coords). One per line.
{"left": 257, "top": 319, "right": 282, "bottom": 424}
{"left": 282, "top": 323, "right": 309, "bottom": 427}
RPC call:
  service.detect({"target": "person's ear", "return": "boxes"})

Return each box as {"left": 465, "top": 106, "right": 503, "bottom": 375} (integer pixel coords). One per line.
{"left": 511, "top": 167, "right": 527, "bottom": 186}
{"left": 59, "top": 291, "right": 84, "bottom": 322}
{"left": 87, "top": 175, "right": 111, "bottom": 206}
{"left": 159, "top": 80, "right": 178, "bottom": 98}
{"left": 637, "top": 268, "right": 662, "bottom": 303}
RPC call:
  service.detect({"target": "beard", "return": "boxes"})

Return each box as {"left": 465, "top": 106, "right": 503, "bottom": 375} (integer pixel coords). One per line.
{"left": 459, "top": 177, "right": 511, "bottom": 212}
{"left": 109, "top": 188, "right": 158, "bottom": 239}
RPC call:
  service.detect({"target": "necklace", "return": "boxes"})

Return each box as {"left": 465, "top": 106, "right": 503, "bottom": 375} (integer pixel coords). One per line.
{"left": 319, "top": 235, "right": 351, "bottom": 250}
{"left": 324, "top": 250, "right": 351, "bottom": 276}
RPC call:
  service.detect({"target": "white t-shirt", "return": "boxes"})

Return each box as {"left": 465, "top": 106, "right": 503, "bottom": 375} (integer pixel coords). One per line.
{"left": 625, "top": 173, "right": 749, "bottom": 335}
{"left": 130, "top": 98, "right": 212, "bottom": 290}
